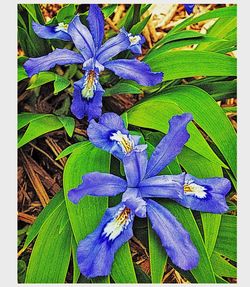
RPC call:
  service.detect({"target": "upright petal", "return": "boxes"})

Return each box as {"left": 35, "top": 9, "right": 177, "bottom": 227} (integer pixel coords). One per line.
{"left": 123, "top": 149, "right": 148, "bottom": 187}
{"left": 145, "top": 113, "right": 193, "bottom": 178}
{"left": 122, "top": 188, "right": 147, "bottom": 218}
{"left": 139, "top": 174, "right": 185, "bottom": 200}
{"left": 71, "top": 78, "right": 104, "bottom": 120}
{"left": 68, "top": 172, "right": 127, "bottom": 204}
{"left": 96, "top": 32, "right": 130, "bottom": 64}
{"left": 146, "top": 199, "right": 199, "bottom": 270}
{"left": 104, "top": 59, "right": 163, "bottom": 86}
{"left": 184, "top": 4, "right": 195, "bottom": 15}
{"left": 32, "top": 22, "right": 71, "bottom": 41}
{"left": 77, "top": 203, "right": 134, "bottom": 278}
{"left": 23, "top": 48, "right": 84, "bottom": 77}
{"left": 175, "top": 174, "right": 231, "bottom": 213}
{"left": 68, "top": 15, "right": 95, "bottom": 60}
{"left": 87, "top": 4, "right": 104, "bottom": 49}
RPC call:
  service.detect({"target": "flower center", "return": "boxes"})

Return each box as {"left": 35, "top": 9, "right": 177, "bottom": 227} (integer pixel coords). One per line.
{"left": 102, "top": 207, "right": 133, "bottom": 241}
{"left": 129, "top": 35, "right": 141, "bottom": 46}
{"left": 110, "top": 131, "right": 134, "bottom": 154}
{"left": 55, "top": 22, "right": 68, "bottom": 32}
{"left": 183, "top": 180, "right": 207, "bottom": 199}
{"left": 82, "top": 70, "right": 97, "bottom": 99}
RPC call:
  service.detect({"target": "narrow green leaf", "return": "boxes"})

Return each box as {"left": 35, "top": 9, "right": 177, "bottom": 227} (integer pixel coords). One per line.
{"left": 102, "top": 4, "right": 117, "bottom": 18}
{"left": 56, "top": 4, "right": 76, "bottom": 23}
{"left": 211, "top": 251, "right": 237, "bottom": 278}
{"left": 57, "top": 116, "right": 75, "bottom": 137}
{"left": 104, "top": 81, "right": 142, "bottom": 96}
{"left": 56, "top": 142, "right": 88, "bottom": 160}
{"left": 130, "top": 14, "right": 151, "bottom": 35}
{"left": 18, "top": 113, "right": 48, "bottom": 130}
{"left": 71, "top": 237, "right": 81, "bottom": 283}
{"left": 27, "top": 72, "right": 55, "bottom": 90}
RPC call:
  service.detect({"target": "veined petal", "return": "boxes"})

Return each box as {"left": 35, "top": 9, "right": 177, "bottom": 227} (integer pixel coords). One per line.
{"left": 96, "top": 32, "right": 130, "bottom": 64}
{"left": 71, "top": 77, "right": 104, "bottom": 120}
{"left": 123, "top": 149, "right": 148, "bottom": 187}
{"left": 68, "top": 172, "right": 127, "bottom": 204}
{"left": 32, "top": 21, "right": 71, "bottom": 41}
{"left": 139, "top": 174, "right": 185, "bottom": 200}
{"left": 87, "top": 4, "right": 104, "bottom": 49}
{"left": 104, "top": 59, "right": 163, "bottom": 86}
{"left": 122, "top": 188, "right": 147, "bottom": 218}
{"left": 146, "top": 113, "right": 193, "bottom": 178}
{"left": 175, "top": 174, "right": 231, "bottom": 213}
{"left": 23, "top": 48, "right": 84, "bottom": 77}
{"left": 77, "top": 203, "right": 134, "bottom": 278}
{"left": 68, "top": 15, "right": 95, "bottom": 60}
{"left": 146, "top": 199, "right": 199, "bottom": 271}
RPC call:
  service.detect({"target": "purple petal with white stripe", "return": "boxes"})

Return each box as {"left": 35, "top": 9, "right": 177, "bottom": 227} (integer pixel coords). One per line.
{"left": 104, "top": 59, "right": 163, "bottom": 86}
{"left": 23, "top": 48, "right": 84, "bottom": 77}
{"left": 145, "top": 113, "right": 193, "bottom": 178}
{"left": 146, "top": 199, "right": 199, "bottom": 270}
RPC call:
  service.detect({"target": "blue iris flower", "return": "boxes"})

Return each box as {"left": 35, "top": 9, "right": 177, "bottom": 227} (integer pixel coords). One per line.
{"left": 184, "top": 4, "right": 195, "bottom": 15}
{"left": 23, "top": 4, "right": 163, "bottom": 121}
{"left": 68, "top": 112, "right": 231, "bottom": 278}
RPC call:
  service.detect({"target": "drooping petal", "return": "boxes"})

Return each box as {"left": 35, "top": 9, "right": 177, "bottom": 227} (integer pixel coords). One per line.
{"left": 87, "top": 4, "right": 104, "bottom": 50}
{"left": 139, "top": 174, "right": 185, "bottom": 200}
{"left": 23, "top": 48, "right": 84, "bottom": 77}
{"left": 104, "top": 59, "right": 163, "bottom": 86}
{"left": 123, "top": 149, "right": 148, "bottom": 187}
{"left": 77, "top": 203, "right": 134, "bottom": 278}
{"left": 122, "top": 188, "right": 147, "bottom": 218}
{"left": 68, "top": 172, "right": 127, "bottom": 204}
{"left": 67, "top": 15, "right": 95, "bottom": 60}
{"left": 146, "top": 199, "right": 199, "bottom": 270}
{"left": 145, "top": 113, "right": 193, "bottom": 178}
{"left": 96, "top": 32, "right": 130, "bottom": 64}
{"left": 32, "top": 21, "right": 71, "bottom": 41}
{"left": 184, "top": 4, "right": 195, "bottom": 15}
{"left": 71, "top": 78, "right": 104, "bottom": 120}
{"left": 175, "top": 174, "right": 231, "bottom": 213}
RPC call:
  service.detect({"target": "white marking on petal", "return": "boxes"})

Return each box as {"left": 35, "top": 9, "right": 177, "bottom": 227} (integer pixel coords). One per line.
{"left": 55, "top": 22, "right": 68, "bottom": 32}
{"left": 129, "top": 35, "right": 141, "bottom": 46}
{"left": 184, "top": 180, "right": 207, "bottom": 199}
{"left": 81, "top": 70, "right": 97, "bottom": 99}
{"left": 110, "top": 131, "right": 134, "bottom": 154}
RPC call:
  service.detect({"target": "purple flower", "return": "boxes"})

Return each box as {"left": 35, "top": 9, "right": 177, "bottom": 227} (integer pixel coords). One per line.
{"left": 23, "top": 5, "right": 163, "bottom": 121}
{"left": 68, "top": 113, "right": 231, "bottom": 278}
{"left": 184, "top": 4, "right": 195, "bottom": 15}
{"left": 120, "top": 27, "right": 145, "bottom": 55}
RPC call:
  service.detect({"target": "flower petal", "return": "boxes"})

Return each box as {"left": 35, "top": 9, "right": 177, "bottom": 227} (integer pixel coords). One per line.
{"left": 96, "top": 32, "right": 130, "bottom": 64}
{"left": 77, "top": 203, "right": 134, "bottom": 278}
{"left": 87, "top": 4, "right": 104, "bottom": 49}
{"left": 32, "top": 21, "right": 71, "bottom": 41}
{"left": 184, "top": 4, "right": 195, "bottom": 15}
{"left": 139, "top": 174, "right": 185, "bottom": 200}
{"left": 68, "top": 172, "right": 127, "bottom": 204}
{"left": 23, "top": 48, "right": 84, "bottom": 77}
{"left": 146, "top": 199, "right": 199, "bottom": 270}
{"left": 175, "top": 174, "right": 231, "bottom": 213}
{"left": 145, "top": 113, "right": 193, "bottom": 178}
{"left": 104, "top": 59, "right": 163, "bottom": 86}
{"left": 68, "top": 15, "right": 95, "bottom": 60}
{"left": 122, "top": 188, "right": 147, "bottom": 218}
{"left": 123, "top": 149, "right": 148, "bottom": 187}
{"left": 71, "top": 78, "right": 104, "bottom": 120}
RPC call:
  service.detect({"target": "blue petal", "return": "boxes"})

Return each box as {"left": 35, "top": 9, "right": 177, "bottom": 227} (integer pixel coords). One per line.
{"left": 122, "top": 188, "right": 147, "bottom": 218}
{"left": 87, "top": 4, "right": 104, "bottom": 49}
{"left": 104, "top": 59, "right": 163, "bottom": 86}
{"left": 129, "top": 44, "right": 142, "bottom": 55}
{"left": 32, "top": 21, "right": 71, "bottom": 41}
{"left": 23, "top": 48, "right": 84, "bottom": 77}
{"left": 146, "top": 199, "right": 199, "bottom": 270}
{"left": 68, "top": 15, "right": 95, "bottom": 60}
{"left": 184, "top": 4, "right": 195, "bottom": 15}
{"left": 123, "top": 149, "right": 148, "bottom": 187}
{"left": 96, "top": 32, "right": 130, "bottom": 64}
{"left": 175, "top": 174, "right": 231, "bottom": 213}
{"left": 139, "top": 174, "right": 185, "bottom": 200}
{"left": 68, "top": 172, "right": 127, "bottom": 204}
{"left": 145, "top": 113, "right": 193, "bottom": 178}
{"left": 71, "top": 78, "right": 104, "bottom": 120}
{"left": 77, "top": 203, "right": 134, "bottom": 278}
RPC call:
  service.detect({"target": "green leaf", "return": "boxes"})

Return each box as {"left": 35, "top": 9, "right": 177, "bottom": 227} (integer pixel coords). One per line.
{"left": 211, "top": 251, "right": 237, "bottom": 278}
{"left": 71, "top": 237, "right": 81, "bottom": 283}
{"left": 104, "top": 81, "right": 142, "bottom": 96}
{"left": 25, "top": 202, "right": 72, "bottom": 283}
{"left": 214, "top": 215, "right": 237, "bottom": 261}
{"left": 18, "top": 26, "right": 41, "bottom": 57}
{"left": 56, "top": 142, "right": 88, "bottom": 160}
{"left": 130, "top": 14, "right": 151, "bottom": 34}
{"left": 18, "top": 113, "right": 73, "bottom": 148}
{"left": 22, "top": 4, "right": 45, "bottom": 24}
{"left": 18, "top": 56, "right": 28, "bottom": 82}
{"left": 54, "top": 75, "right": 71, "bottom": 94}
{"left": 63, "top": 142, "right": 137, "bottom": 283}
{"left": 144, "top": 50, "right": 236, "bottom": 80}
{"left": 57, "top": 116, "right": 75, "bottom": 137}
{"left": 102, "top": 4, "right": 117, "bottom": 18}
{"left": 56, "top": 4, "right": 76, "bottom": 23}
{"left": 27, "top": 72, "right": 55, "bottom": 89}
